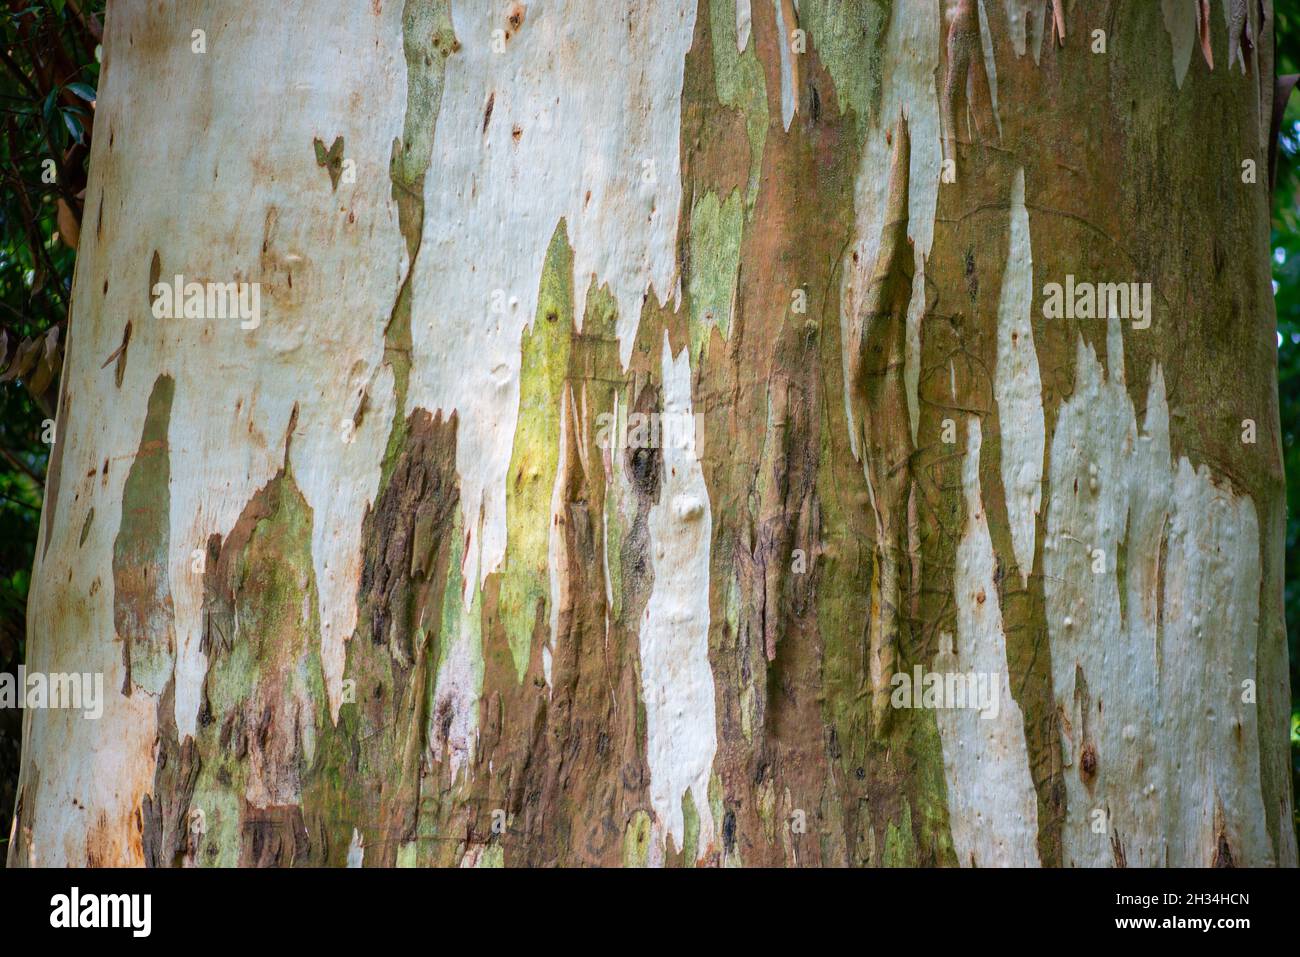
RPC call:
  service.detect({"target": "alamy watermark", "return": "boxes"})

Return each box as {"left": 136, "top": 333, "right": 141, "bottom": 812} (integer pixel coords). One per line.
{"left": 50, "top": 887, "right": 150, "bottom": 937}
{"left": 595, "top": 410, "right": 703, "bottom": 458}
{"left": 0, "top": 667, "right": 103, "bottom": 719}
{"left": 890, "top": 664, "right": 1000, "bottom": 720}
{"left": 151, "top": 274, "right": 261, "bottom": 329}
{"left": 1041, "top": 275, "right": 1152, "bottom": 329}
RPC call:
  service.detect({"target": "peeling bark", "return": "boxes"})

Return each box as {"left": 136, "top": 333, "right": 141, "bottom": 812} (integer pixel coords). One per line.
{"left": 8, "top": 0, "right": 1293, "bottom": 869}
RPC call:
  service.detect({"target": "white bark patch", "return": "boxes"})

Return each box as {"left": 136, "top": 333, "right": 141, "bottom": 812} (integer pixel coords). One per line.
{"left": 17, "top": 594, "right": 156, "bottom": 866}
{"left": 840, "top": 3, "right": 941, "bottom": 456}
{"left": 975, "top": 0, "right": 1002, "bottom": 136}
{"left": 1221, "top": 0, "right": 1249, "bottom": 73}
{"left": 167, "top": 9, "right": 401, "bottom": 732}
{"left": 1044, "top": 324, "right": 1272, "bottom": 865}
{"left": 431, "top": 611, "right": 484, "bottom": 785}
{"left": 545, "top": 383, "right": 585, "bottom": 691}
{"left": 1002, "top": 0, "right": 1047, "bottom": 62}
{"left": 430, "top": 504, "right": 483, "bottom": 784}
{"left": 1162, "top": 0, "right": 1199, "bottom": 88}
{"left": 736, "top": 0, "right": 753, "bottom": 51}
{"left": 905, "top": 255, "right": 927, "bottom": 445}
{"left": 638, "top": 334, "right": 718, "bottom": 858}
{"left": 406, "top": 1, "right": 695, "bottom": 603}
{"left": 15, "top": 2, "right": 409, "bottom": 862}
{"left": 993, "top": 168, "right": 1043, "bottom": 587}
{"left": 936, "top": 418, "right": 1041, "bottom": 867}
{"left": 775, "top": 0, "right": 796, "bottom": 130}
{"left": 1161, "top": 458, "right": 1269, "bottom": 866}
{"left": 346, "top": 828, "right": 365, "bottom": 867}
{"left": 302, "top": 364, "right": 396, "bottom": 722}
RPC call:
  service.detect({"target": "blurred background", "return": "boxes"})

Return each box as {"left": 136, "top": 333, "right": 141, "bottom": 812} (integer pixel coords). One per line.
{"left": 1265, "top": 5, "right": 1300, "bottom": 853}
{"left": 0, "top": 2, "right": 1297, "bottom": 857}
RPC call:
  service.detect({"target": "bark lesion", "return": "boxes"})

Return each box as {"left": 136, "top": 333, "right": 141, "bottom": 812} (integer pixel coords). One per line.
{"left": 297, "top": 409, "right": 461, "bottom": 866}
{"left": 754, "top": 375, "right": 794, "bottom": 663}
{"left": 141, "top": 680, "right": 200, "bottom": 868}
{"left": 362, "top": 409, "right": 460, "bottom": 664}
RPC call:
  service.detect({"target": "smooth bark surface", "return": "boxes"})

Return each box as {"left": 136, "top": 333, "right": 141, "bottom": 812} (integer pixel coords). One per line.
{"left": 8, "top": 0, "right": 1295, "bottom": 867}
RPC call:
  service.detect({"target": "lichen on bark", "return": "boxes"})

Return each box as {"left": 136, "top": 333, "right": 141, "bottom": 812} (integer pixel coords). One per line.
{"left": 7, "top": 0, "right": 1295, "bottom": 870}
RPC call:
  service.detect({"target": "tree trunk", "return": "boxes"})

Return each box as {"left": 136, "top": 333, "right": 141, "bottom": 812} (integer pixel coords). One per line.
{"left": 8, "top": 0, "right": 1295, "bottom": 867}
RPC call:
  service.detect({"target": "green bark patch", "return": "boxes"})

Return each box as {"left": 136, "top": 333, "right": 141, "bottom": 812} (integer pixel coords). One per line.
{"left": 682, "top": 0, "right": 957, "bottom": 864}
{"left": 393, "top": 0, "right": 456, "bottom": 219}
{"left": 622, "top": 809, "right": 652, "bottom": 866}
{"left": 183, "top": 467, "right": 330, "bottom": 866}
{"left": 799, "top": 0, "right": 890, "bottom": 138}
{"left": 687, "top": 189, "right": 743, "bottom": 361}
{"left": 448, "top": 276, "right": 652, "bottom": 866}
{"left": 705, "top": 0, "right": 769, "bottom": 208}
{"left": 685, "top": 0, "right": 851, "bottom": 865}
{"left": 582, "top": 284, "right": 627, "bottom": 621}
{"left": 113, "top": 373, "right": 175, "bottom": 696}
{"left": 301, "top": 409, "right": 460, "bottom": 866}
{"left": 499, "top": 220, "right": 575, "bottom": 679}
{"left": 313, "top": 136, "right": 345, "bottom": 191}
{"left": 380, "top": 0, "right": 457, "bottom": 489}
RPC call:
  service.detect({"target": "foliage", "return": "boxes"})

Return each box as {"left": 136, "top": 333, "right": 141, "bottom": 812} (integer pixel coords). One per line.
{"left": 1271, "top": 4, "right": 1300, "bottom": 837}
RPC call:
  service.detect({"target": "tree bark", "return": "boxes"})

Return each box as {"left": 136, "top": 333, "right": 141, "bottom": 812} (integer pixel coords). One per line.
{"left": 8, "top": 0, "right": 1295, "bottom": 867}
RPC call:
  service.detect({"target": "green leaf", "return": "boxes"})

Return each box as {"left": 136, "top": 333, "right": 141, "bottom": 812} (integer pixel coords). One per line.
{"left": 65, "top": 82, "right": 96, "bottom": 104}
{"left": 9, "top": 5, "right": 43, "bottom": 21}
{"left": 41, "top": 88, "right": 57, "bottom": 128}
{"left": 61, "top": 110, "right": 83, "bottom": 145}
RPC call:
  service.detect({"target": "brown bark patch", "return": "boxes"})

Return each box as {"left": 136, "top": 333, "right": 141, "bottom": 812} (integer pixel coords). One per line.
{"left": 112, "top": 373, "right": 176, "bottom": 696}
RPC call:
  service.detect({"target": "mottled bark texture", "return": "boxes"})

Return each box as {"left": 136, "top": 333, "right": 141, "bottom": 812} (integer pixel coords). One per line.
{"left": 7, "top": 0, "right": 1295, "bottom": 867}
